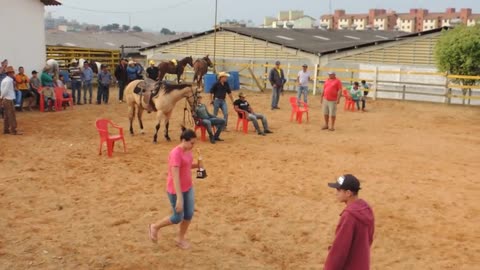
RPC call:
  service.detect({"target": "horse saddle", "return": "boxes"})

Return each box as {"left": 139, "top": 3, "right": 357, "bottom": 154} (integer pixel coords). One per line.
{"left": 134, "top": 78, "right": 160, "bottom": 112}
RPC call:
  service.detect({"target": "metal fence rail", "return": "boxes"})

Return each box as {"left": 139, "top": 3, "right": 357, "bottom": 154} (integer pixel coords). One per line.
{"left": 46, "top": 46, "right": 120, "bottom": 71}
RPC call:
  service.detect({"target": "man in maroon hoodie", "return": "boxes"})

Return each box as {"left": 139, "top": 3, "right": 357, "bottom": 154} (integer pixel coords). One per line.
{"left": 325, "top": 174, "right": 375, "bottom": 270}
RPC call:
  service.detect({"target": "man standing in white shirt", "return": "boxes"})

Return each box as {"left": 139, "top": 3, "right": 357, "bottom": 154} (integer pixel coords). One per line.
{"left": 296, "top": 64, "right": 312, "bottom": 104}
{"left": 0, "top": 66, "right": 21, "bottom": 135}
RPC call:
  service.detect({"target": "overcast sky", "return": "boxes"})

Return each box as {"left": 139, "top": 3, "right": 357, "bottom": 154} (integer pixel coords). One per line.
{"left": 46, "top": 0, "right": 480, "bottom": 32}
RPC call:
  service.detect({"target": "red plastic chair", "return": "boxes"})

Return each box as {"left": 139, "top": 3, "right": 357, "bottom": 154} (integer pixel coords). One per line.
{"left": 235, "top": 111, "right": 250, "bottom": 134}
{"left": 289, "top": 97, "right": 309, "bottom": 124}
{"left": 39, "top": 87, "right": 61, "bottom": 112}
{"left": 194, "top": 119, "right": 216, "bottom": 142}
{"left": 55, "top": 87, "right": 74, "bottom": 110}
{"left": 95, "top": 119, "right": 126, "bottom": 157}
{"left": 342, "top": 89, "right": 355, "bottom": 111}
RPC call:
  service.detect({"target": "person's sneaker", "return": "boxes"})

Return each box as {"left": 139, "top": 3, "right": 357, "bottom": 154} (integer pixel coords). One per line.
{"left": 258, "top": 132, "right": 266, "bottom": 136}
{"left": 274, "top": 106, "right": 280, "bottom": 109}
{"left": 3, "top": 131, "right": 10, "bottom": 134}
{"left": 264, "top": 130, "right": 273, "bottom": 134}
{"left": 214, "top": 137, "right": 224, "bottom": 141}
{"left": 209, "top": 137, "right": 216, "bottom": 144}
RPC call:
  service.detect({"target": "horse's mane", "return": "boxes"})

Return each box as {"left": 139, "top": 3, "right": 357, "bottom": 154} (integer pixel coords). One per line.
{"left": 156, "top": 82, "right": 192, "bottom": 94}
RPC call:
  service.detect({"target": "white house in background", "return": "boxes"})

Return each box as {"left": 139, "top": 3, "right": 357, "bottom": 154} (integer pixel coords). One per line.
{"left": 0, "top": 0, "right": 61, "bottom": 75}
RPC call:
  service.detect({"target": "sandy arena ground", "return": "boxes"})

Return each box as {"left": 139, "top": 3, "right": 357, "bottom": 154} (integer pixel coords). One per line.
{"left": 0, "top": 89, "right": 479, "bottom": 270}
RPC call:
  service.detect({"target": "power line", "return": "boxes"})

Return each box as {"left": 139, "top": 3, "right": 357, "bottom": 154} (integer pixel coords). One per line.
{"left": 61, "top": 0, "right": 195, "bottom": 15}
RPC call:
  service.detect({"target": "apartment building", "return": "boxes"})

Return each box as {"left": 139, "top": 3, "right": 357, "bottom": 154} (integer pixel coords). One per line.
{"left": 263, "top": 10, "right": 316, "bottom": 29}
{"left": 321, "top": 8, "right": 479, "bottom": 32}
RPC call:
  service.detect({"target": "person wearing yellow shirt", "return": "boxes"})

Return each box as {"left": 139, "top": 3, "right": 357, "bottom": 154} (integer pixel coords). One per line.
{"left": 15, "top": 66, "right": 34, "bottom": 111}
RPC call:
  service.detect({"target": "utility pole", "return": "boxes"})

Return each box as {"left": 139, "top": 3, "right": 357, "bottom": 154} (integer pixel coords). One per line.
{"left": 213, "top": 0, "right": 218, "bottom": 73}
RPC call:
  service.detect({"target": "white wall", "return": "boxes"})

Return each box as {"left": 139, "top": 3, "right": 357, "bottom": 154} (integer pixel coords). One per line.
{"left": 0, "top": 0, "right": 45, "bottom": 76}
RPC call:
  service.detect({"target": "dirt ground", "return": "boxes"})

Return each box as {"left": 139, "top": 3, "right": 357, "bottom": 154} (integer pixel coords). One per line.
{"left": 0, "top": 89, "right": 479, "bottom": 270}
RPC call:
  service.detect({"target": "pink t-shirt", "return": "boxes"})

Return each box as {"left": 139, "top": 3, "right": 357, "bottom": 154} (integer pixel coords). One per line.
{"left": 166, "top": 146, "right": 193, "bottom": 194}
{"left": 323, "top": 79, "right": 343, "bottom": 101}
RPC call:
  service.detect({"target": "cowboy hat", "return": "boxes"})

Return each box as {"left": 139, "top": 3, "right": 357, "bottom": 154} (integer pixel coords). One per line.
{"left": 5, "top": 66, "right": 14, "bottom": 73}
{"left": 70, "top": 58, "right": 78, "bottom": 64}
{"left": 128, "top": 60, "right": 135, "bottom": 65}
{"left": 217, "top": 71, "right": 230, "bottom": 78}
{"left": 238, "top": 92, "right": 246, "bottom": 98}
{"left": 149, "top": 60, "right": 155, "bottom": 65}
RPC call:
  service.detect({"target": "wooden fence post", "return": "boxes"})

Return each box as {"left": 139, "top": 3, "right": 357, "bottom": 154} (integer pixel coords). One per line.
{"left": 313, "top": 64, "right": 319, "bottom": 95}
{"left": 444, "top": 72, "right": 450, "bottom": 104}
{"left": 373, "top": 66, "right": 379, "bottom": 100}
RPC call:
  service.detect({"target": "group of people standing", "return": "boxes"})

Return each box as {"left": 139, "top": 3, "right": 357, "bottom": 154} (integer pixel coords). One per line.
{"left": 193, "top": 71, "right": 274, "bottom": 144}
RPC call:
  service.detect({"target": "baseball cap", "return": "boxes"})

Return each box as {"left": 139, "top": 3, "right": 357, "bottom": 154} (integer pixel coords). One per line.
{"left": 327, "top": 71, "right": 336, "bottom": 75}
{"left": 238, "top": 92, "right": 246, "bottom": 98}
{"left": 302, "top": 64, "right": 308, "bottom": 67}
{"left": 328, "top": 174, "right": 361, "bottom": 192}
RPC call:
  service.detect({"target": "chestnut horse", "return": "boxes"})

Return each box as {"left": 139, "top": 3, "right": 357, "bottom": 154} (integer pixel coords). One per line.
{"left": 157, "top": 56, "right": 193, "bottom": 83}
{"left": 193, "top": 55, "right": 214, "bottom": 87}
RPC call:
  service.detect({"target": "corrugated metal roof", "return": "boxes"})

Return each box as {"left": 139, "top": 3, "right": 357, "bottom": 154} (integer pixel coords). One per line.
{"left": 46, "top": 31, "right": 190, "bottom": 54}
{"left": 40, "top": 0, "right": 62, "bottom": 6}
{"left": 140, "top": 27, "right": 411, "bottom": 55}
{"left": 140, "top": 26, "right": 450, "bottom": 56}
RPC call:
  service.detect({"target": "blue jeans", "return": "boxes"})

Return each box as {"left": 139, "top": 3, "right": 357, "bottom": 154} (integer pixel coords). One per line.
{"left": 71, "top": 80, "right": 82, "bottom": 104}
{"left": 271, "top": 86, "right": 282, "bottom": 108}
{"left": 213, "top": 98, "right": 228, "bottom": 127}
{"left": 247, "top": 113, "right": 269, "bottom": 132}
{"left": 353, "top": 98, "right": 361, "bottom": 110}
{"left": 83, "top": 80, "right": 93, "bottom": 103}
{"left": 297, "top": 86, "right": 308, "bottom": 103}
{"left": 167, "top": 188, "right": 195, "bottom": 224}
{"left": 97, "top": 84, "right": 109, "bottom": 104}
{"left": 201, "top": 118, "right": 225, "bottom": 138}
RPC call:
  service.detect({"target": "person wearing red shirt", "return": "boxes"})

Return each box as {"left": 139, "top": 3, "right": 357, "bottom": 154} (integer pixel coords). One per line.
{"left": 321, "top": 72, "right": 343, "bottom": 131}
{"left": 325, "top": 174, "right": 375, "bottom": 270}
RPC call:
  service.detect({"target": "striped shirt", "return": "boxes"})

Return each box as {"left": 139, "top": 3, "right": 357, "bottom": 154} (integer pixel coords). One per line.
{"left": 69, "top": 66, "right": 81, "bottom": 81}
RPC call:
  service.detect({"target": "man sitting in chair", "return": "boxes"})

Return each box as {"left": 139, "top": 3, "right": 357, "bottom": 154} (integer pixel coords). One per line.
{"left": 194, "top": 95, "right": 226, "bottom": 144}
{"left": 233, "top": 92, "right": 273, "bottom": 136}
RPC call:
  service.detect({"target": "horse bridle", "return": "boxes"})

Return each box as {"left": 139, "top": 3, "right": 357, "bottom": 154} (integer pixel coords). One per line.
{"left": 183, "top": 86, "right": 200, "bottom": 126}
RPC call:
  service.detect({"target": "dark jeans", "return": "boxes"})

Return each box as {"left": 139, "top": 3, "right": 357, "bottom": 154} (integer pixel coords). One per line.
{"left": 362, "top": 97, "right": 367, "bottom": 109}
{"left": 118, "top": 80, "right": 126, "bottom": 101}
{"left": 201, "top": 117, "right": 225, "bottom": 138}
{"left": 97, "top": 84, "right": 110, "bottom": 104}
{"left": 71, "top": 80, "right": 82, "bottom": 104}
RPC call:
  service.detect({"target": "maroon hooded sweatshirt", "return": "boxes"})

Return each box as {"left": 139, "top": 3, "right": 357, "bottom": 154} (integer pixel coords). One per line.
{"left": 324, "top": 199, "right": 375, "bottom": 270}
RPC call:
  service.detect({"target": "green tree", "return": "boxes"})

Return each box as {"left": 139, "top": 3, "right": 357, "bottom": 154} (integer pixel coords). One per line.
{"left": 122, "top": 24, "right": 130, "bottom": 32}
{"left": 160, "top": 28, "right": 176, "bottom": 35}
{"left": 132, "top": 25, "right": 143, "bottom": 32}
{"left": 112, "top": 23, "right": 120, "bottom": 30}
{"left": 435, "top": 25, "right": 480, "bottom": 104}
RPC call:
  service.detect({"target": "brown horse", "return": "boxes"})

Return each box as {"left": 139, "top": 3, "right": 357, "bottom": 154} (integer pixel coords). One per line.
{"left": 157, "top": 56, "right": 193, "bottom": 83}
{"left": 125, "top": 79, "right": 201, "bottom": 143}
{"left": 193, "top": 55, "right": 214, "bottom": 87}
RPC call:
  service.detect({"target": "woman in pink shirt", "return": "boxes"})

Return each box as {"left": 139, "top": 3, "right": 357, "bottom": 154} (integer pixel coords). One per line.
{"left": 149, "top": 127, "right": 202, "bottom": 249}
